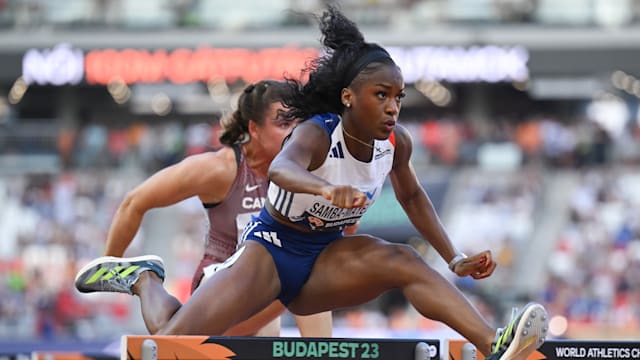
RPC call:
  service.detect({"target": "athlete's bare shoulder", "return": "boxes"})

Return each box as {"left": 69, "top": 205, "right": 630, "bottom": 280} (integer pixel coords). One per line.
{"left": 283, "top": 119, "right": 332, "bottom": 171}
{"left": 391, "top": 123, "right": 412, "bottom": 147}
{"left": 178, "top": 147, "right": 238, "bottom": 203}
{"left": 183, "top": 147, "right": 236, "bottom": 171}
{"left": 390, "top": 124, "right": 413, "bottom": 169}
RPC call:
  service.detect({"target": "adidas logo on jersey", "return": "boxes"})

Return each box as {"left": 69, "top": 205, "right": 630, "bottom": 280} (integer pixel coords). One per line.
{"left": 329, "top": 141, "right": 345, "bottom": 159}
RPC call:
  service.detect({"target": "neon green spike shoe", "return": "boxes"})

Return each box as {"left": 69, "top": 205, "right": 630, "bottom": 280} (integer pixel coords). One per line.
{"left": 74, "top": 255, "right": 165, "bottom": 295}
{"left": 486, "top": 302, "right": 549, "bottom": 360}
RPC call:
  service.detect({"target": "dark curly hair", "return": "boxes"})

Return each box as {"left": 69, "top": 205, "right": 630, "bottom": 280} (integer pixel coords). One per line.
{"left": 219, "top": 80, "right": 292, "bottom": 146}
{"left": 282, "top": 5, "right": 396, "bottom": 121}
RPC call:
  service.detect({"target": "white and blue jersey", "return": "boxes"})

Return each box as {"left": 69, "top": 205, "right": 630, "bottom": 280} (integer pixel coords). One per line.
{"left": 241, "top": 113, "right": 397, "bottom": 305}
{"left": 267, "top": 113, "right": 395, "bottom": 232}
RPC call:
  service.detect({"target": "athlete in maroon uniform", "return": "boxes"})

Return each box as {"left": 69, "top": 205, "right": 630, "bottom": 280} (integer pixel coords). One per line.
{"left": 193, "top": 144, "right": 267, "bottom": 292}
{"left": 102, "top": 80, "right": 332, "bottom": 336}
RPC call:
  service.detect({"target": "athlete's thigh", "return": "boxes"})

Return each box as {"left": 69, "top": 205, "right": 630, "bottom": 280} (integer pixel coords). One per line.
{"left": 159, "top": 241, "right": 281, "bottom": 335}
{"left": 289, "top": 234, "right": 420, "bottom": 314}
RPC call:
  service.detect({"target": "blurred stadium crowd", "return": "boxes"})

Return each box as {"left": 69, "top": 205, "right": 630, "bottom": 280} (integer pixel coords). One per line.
{"left": 1, "top": 0, "right": 640, "bottom": 345}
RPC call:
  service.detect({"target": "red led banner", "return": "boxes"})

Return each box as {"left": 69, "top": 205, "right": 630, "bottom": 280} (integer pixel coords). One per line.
{"left": 84, "top": 47, "right": 319, "bottom": 85}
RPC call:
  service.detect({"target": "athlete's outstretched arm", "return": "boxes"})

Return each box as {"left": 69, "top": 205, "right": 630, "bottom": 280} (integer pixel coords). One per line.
{"left": 389, "top": 125, "right": 495, "bottom": 279}
{"left": 104, "top": 150, "right": 236, "bottom": 256}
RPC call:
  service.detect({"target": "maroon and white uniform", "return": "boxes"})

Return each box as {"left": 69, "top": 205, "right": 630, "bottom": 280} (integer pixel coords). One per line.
{"left": 191, "top": 145, "right": 267, "bottom": 292}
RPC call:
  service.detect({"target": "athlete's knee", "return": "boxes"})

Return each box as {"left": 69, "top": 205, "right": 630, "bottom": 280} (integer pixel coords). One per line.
{"left": 382, "top": 242, "right": 423, "bottom": 265}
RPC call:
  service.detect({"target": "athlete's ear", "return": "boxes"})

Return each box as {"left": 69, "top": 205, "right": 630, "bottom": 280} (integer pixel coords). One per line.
{"left": 341, "top": 88, "right": 353, "bottom": 109}
{"left": 248, "top": 119, "right": 258, "bottom": 140}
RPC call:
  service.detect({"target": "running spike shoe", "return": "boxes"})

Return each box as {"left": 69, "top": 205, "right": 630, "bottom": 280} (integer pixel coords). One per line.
{"left": 75, "top": 255, "right": 165, "bottom": 295}
{"left": 486, "top": 302, "right": 549, "bottom": 360}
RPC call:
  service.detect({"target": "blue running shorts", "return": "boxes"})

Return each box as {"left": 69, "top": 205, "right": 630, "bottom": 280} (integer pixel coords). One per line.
{"left": 240, "top": 208, "right": 342, "bottom": 305}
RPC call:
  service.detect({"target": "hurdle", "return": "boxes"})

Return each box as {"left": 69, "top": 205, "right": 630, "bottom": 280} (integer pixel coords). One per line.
{"left": 121, "top": 336, "right": 640, "bottom": 360}
{"left": 121, "top": 335, "right": 443, "bottom": 360}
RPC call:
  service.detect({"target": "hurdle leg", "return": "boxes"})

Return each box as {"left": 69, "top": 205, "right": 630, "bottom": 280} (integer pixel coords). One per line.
{"left": 141, "top": 339, "right": 158, "bottom": 360}
{"left": 462, "top": 342, "right": 477, "bottom": 360}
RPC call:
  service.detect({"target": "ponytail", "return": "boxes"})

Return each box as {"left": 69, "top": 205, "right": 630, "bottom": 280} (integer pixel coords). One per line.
{"left": 219, "top": 80, "right": 291, "bottom": 146}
